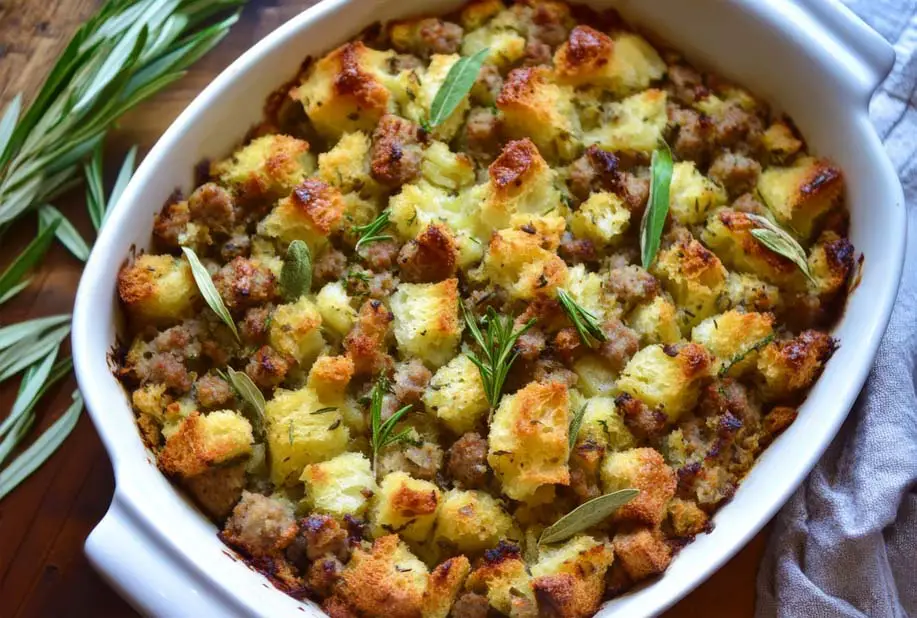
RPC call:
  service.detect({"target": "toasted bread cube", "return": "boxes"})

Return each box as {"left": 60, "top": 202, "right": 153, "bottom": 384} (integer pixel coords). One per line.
{"left": 531, "top": 535, "right": 614, "bottom": 618}
{"left": 291, "top": 42, "right": 395, "bottom": 140}
{"left": 691, "top": 310, "right": 775, "bottom": 376}
{"left": 214, "top": 134, "right": 314, "bottom": 201}
{"left": 760, "top": 120, "right": 803, "bottom": 161}
{"left": 434, "top": 489, "right": 514, "bottom": 554}
{"left": 477, "top": 139, "right": 565, "bottom": 233}
{"left": 481, "top": 227, "right": 568, "bottom": 300}
{"left": 668, "top": 161, "right": 728, "bottom": 225}
{"left": 459, "top": 0, "right": 504, "bottom": 29}
{"left": 651, "top": 234, "right": 728, "bottom": 331}
{"left": 422, "top": 141, "right": 476, "bottom": 190}
{"left": 333, "top": 535, "right": 429, "bottom": 617}
{"left": 554, "top": 27, "right": 665, "bottom": 96}
{"left": 400, "top": 54, "right": 472, "bottom": 141}
{"left": 584, "top": 89, "right": 667, "bottom": 154}
{"left": 268, "top": 296, "right": 324, "bottom": 366}
{"left": 301, "top": 451, "right": 376, "bottom": 517}
{"left": 423, "top": 354, "right": 490, "bottom": 434}
{"left": 612, "top": 527, "right": 672, "bottom": 582}
{"left": 756, "top": 330, "right": 834, "bottom": 401}
{"left": 757, "top": 157, "right": 844, "bottom": 240}
{"left": 573, "top": 354, "right": 618, "bottom": 398}
{"left": 616, "top": 343, "right": 713, "bottom": 421}
{"left": 569, "top": 191, "right": 631, "bottom": 248}
{"left": 265, "top": 386, "right": 349, "bottom": 485}
{"left": 258, "top": 178, "right": 345, "bottom": 254}
{"left": 159, "top": 410, "right": 253, "bottom": 478}
{"left": 390, "top": 278, "right": 461, "bottom": 368}
{"left": 807, "top": 230, "right": 854, "bottom": 297}
{"left": 117, "top": 254, "right": 198, "bottom": 325}
{"left": 306, "top": 355, "right": 355, "bottom": 402}
{"left": 627, "top": 296, "right": 681, "bottom": 345}
{"left": 497, "top": 66, "right": 581, "bottom": 161}
{"left": 315, "top": 281, "right": 357, "bottom": 337}
{"left": 721, "top": 271, "right": 780, "bottom": 312}
{"left": 488, "top": 381, "right": 570, "bottom": 502}
{"left": 565, "top": 264, "right": 613, "bottom": 323}
{"left": 576, "top": 396, "right": 635, "bottom": 452}
{"left": 461, "top": 9, "right": 527, "bottom": 70}
{"left": 317, "top": 131, "right": 382, "bottom": 197}
{"left": 423, "top": 556, "right": 472, "bottom": 618}
{"left": 371, "top": 471, "right": 442, "bottom": 542}
{"left": 465, "top": 543, "right": 535, "bottom": 616}
{"left": 666, "top": 498, "right": 710, "bottom": 538}
{"left": 600, "top": 447, "right": 675, "bottom": 526}
{"left": 703, "top": 208, "right": 806, "bottom": 289}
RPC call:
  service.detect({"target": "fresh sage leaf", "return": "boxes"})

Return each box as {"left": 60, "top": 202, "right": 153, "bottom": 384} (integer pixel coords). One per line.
{"left": 0, "top": 217, "right": 60, "bottom": 301}
{"left": 640, "top": 141, "right": 674, "bottom": 269}
{"left": 428, "top": 48, "right": 489, "bottom": 128}
{"left": 746, "top": 213, "right": 816, "bottom": 284}
{"left": 222, "top": 367, "right": 265, "bottom": 436}
{"left": 39, "top": 205, "right": 91, "bottom": 261}
{"left": 0, "top": 356, "right": 72, "bottom": 441}
{"left": 539, "top": 489, "right": 640, "bottom": 545}
{"left": 0, "top": 314, "right": 70, "bottom": 351}
{"left": 280, "top": 239, "right": 312, "bottom": 300}
{"left": 181, "top": 246, "right": 239, "bottom": 342}
{"left": 568, "top": 402, "right": 588, "bottom": 450}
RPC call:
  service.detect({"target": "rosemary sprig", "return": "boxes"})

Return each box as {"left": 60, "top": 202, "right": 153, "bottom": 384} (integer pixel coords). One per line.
{"left": 368, "top": 376, "right": 414, "bottom": 476}
{"left": 557, "top": 288, "right": 607, "bottom": 348}
{"left": 353, "top": 210, "right": 393, "bottom": 252}
{"left": 718, "top": 334, "right": 776, "bottom": 376}
{"left": 461, "top": 304, "right": 535, "bottom": 409}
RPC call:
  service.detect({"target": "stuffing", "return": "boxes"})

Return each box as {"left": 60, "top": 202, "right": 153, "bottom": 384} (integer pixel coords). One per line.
{"left": 434, "top": 489, "right": 515, "bottom": 554}
{"left": 389, "top": 17, "right": 464, "bottom": 59}
{"left": 423, "top": 556, "right": 473, "bottom": 618}
{"left": 212, "top": 256, "right": 279, "bottom": 314}
{"left": 306, "top": 355, "right": 355, "bottom": 402}
{"left": 666, "top": 498, "right": 710, "bottom": 538}
{"left": 390, "top": 278, "right": 462, "bottom": 368}
{"left": 370, "top": 113, "right": 425, "bottom": 188}
{"left": 465, "top": 542, "right": 536, "bottom": 616}
{"left": 221, "top": 491, "right": 298, "bottom": 558}
{"left": 691, "top": 310, "right": 775, "bottom": 377}
{"left": 531, "top": 535, "right": 614, "bottom": 618}
{"left": 461, "top": 8, "right": 528, "bottom": 70}
{"left": 301, "top": 451, "right": 377, "bottom": 517}
{"left": 183, "top": 461, "right": 247, "bottom": 521}
{"left": 315, "top": 281, "right": 357, "bottom": 337}
{"left": 291, "top": 41, "right": 396, "bottom": 140}
{"left": 807, "top": 230, "right": 854, "bottom": 297}
{"left": 258, "top": 178, "right": 345, "bottom": 254}
{"left": 554, "top": 27, "right": 665, "bottom": 96}
{"left": 627, "top": 296, "right": 681, "bottom": 345}
{"left": 572, "top": 354, "right": 617, "bottom": 398}
{"left": 651, "top": 233, "right": 728, "bottom": 331}
{"left": 446, "top": 432, "right": 491, "bottom": 489}
{"left": 757, "top": 156, "right": 844, "bottom": 240}
{"left": 616, "top": 343, "right": 714, "bottom": 421}
{"left": 568, "top": 191, "right": 631, "bottom": 247}
{"left": 760, "top": 119, "right": 803, "bottom": 162}
{"left": 600, "top": 447, "right": 676, "bottom": 526}
{"left": 397, "top": 223, "right": 459, "bottom": 284}
{"left": 117, "top": 254, "right": 198, "bottom": 326}
{"left": 488, "top": 381, "right": 570, "bottom": 502}
{"left": 480, "top": 226, "right": 568, "bottom": 300}
{"left": 720, "top": 271, "right": 781, "bottom": 312}
{"left": 584, "top": 89, "right": 667, "bottom": 154}
{"left": 611, "top": 527, "right": 672, "bottom": 582}
{"left": 667, "top": 161, "right": 728, "bottom": 225}
{"left": 497, "top": 66, "right": 580, "bottom": 161}
{"left": 400, "top": 54, "right": 473, "bottom": 141}
{"left": 575, "top": 395, "right": 635, "bottom": 452}
{"left": 423, "top": 354, "right": 490, "bottom": 434}
{"left": 264, "top": 385, "right": 350, "bottom": 486}
{"left": 213, "top": 134, "right": 314, "bottom": 201}
{"left": 268, "top": 296, "right": 324, "bottom": 366}
{"left": 158, "top": 410, "right": 253, "bottom": 478}
{"left": 371, "top": 471, "right": 443, "bottom": 542}
{"left": 316, "top": 131, "right": 381, "bottom": 197}
{"left": 344, "top": 299, "right": 394, "bottom": 375}
{"left": 422, "top": 141, "right": 476, "bottom": 191}
{"left": 756, "top": 329, "right": 835, "bottom": 401}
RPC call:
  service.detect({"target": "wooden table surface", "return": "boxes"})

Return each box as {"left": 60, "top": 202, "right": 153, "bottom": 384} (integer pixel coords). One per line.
{"left": 0, "top": 1, "right": 768, "bottom": 616}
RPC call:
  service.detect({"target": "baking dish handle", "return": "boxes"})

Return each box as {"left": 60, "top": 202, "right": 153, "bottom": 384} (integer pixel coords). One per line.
{"left": 85, "top": 491, "right": 243, "bottom": 617}
{"left": 798, "top": 0, "right": 896, "bottom": 96}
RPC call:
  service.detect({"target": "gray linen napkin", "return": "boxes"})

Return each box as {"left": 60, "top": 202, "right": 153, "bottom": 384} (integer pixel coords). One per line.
{"left": 755, "top": 1, "right": 917, "bottom": 616}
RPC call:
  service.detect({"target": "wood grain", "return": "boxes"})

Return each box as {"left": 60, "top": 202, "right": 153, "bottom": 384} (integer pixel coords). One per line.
{"left": 0, "top": 1, "right": 768, "bottom": 616}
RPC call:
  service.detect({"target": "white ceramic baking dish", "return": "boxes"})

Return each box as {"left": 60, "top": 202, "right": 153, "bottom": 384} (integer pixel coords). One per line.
{"left": 72, "top": 0, "right": 905, "bottom": 615}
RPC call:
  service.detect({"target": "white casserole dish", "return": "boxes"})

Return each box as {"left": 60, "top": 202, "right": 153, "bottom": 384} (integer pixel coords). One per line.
{"left": 72, "top": 0, "right": 905, "bottom": 616}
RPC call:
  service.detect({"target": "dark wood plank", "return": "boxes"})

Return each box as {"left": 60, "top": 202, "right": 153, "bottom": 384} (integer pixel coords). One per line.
{"left": 0, "top": 1, "right": 768, "bottom": 616}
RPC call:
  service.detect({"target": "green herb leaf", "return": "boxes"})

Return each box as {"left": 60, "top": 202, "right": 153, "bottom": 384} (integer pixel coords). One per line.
{"left": 353, "top": 210, "right": 392, "bottom": 252}
{"left": 280, "top": 240, "right": 312, "bottom": 301}
{"left": 0, "top": 93, "right": 22, "bottom": 165}
{"left": 461, "top": 304, "right": 535, "bottom": 409}
{"left": 39, "top": 205, "right": 91, "bottom": 261}
{"left": 181, "top": 246, "right": 239, "bottom": 342}
{"left": 568, "top": 402, "right": 588, "bottom": 450}
{"left": 311, "top": 407, "right": 338, "bottom": 415}
{"left": 640, "top": 141, "right": 674, "bottom": 269}
{"left": 106, "top": 145, "right": 138, "bottom": 222}
{"left": 539, "top": 489, "right": 640, "bottom": 545}
{"left": 0, "top": 314, "right": 70, "bottom": 351}
{"left": 0, "top": 391, "right": 82, "bottom": 500}
{"left": 0, "top": 322, "right": 70, "bottom": 381}
{"left": 222, "top": 367, "right": 265, "bottom": 436}
{"left": 557, "top": 289, "right": 607, "bottom": 348}
{"left": 0, "top": 217, "right": 60, "bottom": 303}
{"left": 0, "top": 356, "right": 72, "bottom": 442}
{"left": 746, "top": 214, "right": 816, "bottom": 284}
{"left": 718, "top": 333, "right": 775, "bottom": 377}
{"left": 428, "top": 48, "right": 489, "bottom": 128}
{"left": 369, "top": 376, "right": 414, "bottom": 475}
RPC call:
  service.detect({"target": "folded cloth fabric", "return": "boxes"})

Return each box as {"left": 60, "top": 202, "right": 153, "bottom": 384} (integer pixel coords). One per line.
{"left": 756, "top": 2, "right": 917, "bottom": 616}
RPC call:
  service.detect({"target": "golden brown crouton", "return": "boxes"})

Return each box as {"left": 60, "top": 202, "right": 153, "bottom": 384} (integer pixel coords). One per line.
{"left": 612, "top": 527, "right": 672, "bottom": 582}
{"left": 434, "top": 489, "right": 514, "bottom": 554}
{"left": 600, "top": 447, "right": 676, "bottom": 526}
{"left": 158, "top": 411, "right": 253, "bottom": 478}
{"left": 531, "top": 536, "right": 614, "bottom": 618}
{"left": 554, "top": 27, "right": 665, "bottom": 96}
{"left": 760, "top": 119, "right": 803, "bottom": 161}
{"left": 481, "top": 226, "right": 568, "bottom": 300}
{"left": 763, "top": 405, "right": 799, "bottom": 440}
{"left": 258, "top": 178, "right": 345, "bottom": 253}
{"left": 371, "top": 471, "right": 443, "bottom": 542}
{"left": 307, "top": 354, "right": 355, "bottom": 401}
{"left": 117, "top": 254, "right": 199, "bottom": 326}
{"left": 422, "top": 555, "right": 472, "bottom": 618}
{"left": 214, "top": 134, "right": 314, "bottom": 202}
{"left": 183, "top": 461, "right": 247, "bottom": 521}
{"left": 807, "top": 230, "right": 854, "bottom": 297}
{"left": 756, "top": 330, "right": 835, "bottom": 401}
{"left": 651, "top": 233, "right": 728, "bottom": 331}
{"left": 757, "top": 157, "right": 844, "bottom": 240}
{"left": 616, "top": 343, "right": 714, "bottom": 421}
{"left": 666, "top": 498, "right": 710, "bottom": 538}
{"left": 390, "top": 278, "right": 462, "bottom": 368}
{"left": 465, "top": 542, "right": 535, "bottom": 616}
